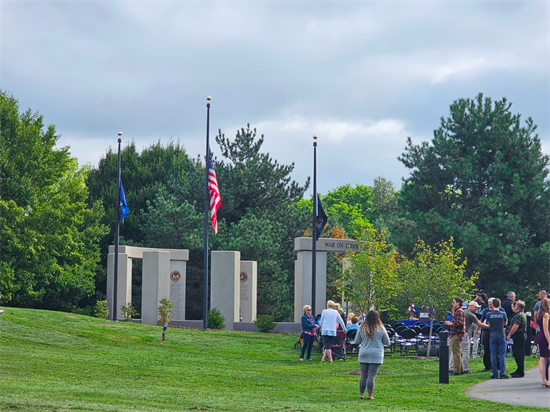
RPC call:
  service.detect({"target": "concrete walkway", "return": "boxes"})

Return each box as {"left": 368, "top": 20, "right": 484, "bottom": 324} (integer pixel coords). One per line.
{"left": 466, "top": 366, "right": 550, "bottom": 409}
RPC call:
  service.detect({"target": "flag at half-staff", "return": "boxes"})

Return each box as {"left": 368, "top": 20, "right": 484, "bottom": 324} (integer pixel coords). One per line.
{"left": 208, "top": 147, "right": 221, "bottom": 234}
{"left": 315, "top": 194, "right": 327, "bottom": 240}
{"left": 119, "top": 180, "right": 129, "bottom": 223}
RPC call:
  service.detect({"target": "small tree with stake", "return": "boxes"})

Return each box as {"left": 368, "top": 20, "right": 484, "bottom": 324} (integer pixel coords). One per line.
{"left": 402, "top": 238, "right": 477, "bottom": 356}
{"left": 158, "top": 298, "right": 173, "bottom": 341}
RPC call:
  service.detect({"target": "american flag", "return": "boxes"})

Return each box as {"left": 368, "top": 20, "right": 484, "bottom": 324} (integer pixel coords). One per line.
{"left": 208, "top": 147, "right": 221, "bottom": 234}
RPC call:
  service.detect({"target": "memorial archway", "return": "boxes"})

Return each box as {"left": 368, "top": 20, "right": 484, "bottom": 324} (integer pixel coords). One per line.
{"left": 293, "top": 237, "right": 358, "bottom": 322}
{"left": 106, "top": 245, "right": 188, "bottom": 325}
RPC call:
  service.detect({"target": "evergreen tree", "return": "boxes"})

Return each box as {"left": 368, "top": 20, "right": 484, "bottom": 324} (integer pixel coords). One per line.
{"left": 86, "top": 141, "right": 201, "bottom": 301}
{"left": 399, "top": 93, "right": 550, "bottom": 294}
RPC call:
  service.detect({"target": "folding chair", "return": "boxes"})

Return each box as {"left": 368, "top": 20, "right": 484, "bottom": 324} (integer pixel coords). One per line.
{"left": 399, "top": 328, "right": 418, "bottom": 356}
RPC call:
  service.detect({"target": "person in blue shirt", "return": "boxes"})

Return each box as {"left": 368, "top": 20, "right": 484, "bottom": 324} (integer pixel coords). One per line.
{"left": 299, "top": 305, "right": 318, "bottom": 361}
{"left": 347, "top": 316, "right": 360, "bottom": 332}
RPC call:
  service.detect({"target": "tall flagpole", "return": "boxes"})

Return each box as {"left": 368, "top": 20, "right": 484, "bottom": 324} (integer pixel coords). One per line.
{"left": 312, "top": 135, "right": 318, "bottom": 316}
{"left": 203, "top": 97, "right": 211, "bottom": 331}
{"left": 113, "top": 132, "right": 122, "bottom": 321}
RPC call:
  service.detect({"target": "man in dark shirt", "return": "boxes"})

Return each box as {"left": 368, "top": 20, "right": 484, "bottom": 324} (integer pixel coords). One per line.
{"left": 444, "top": 297, "right": 465, "bottom": 375}
{"left": 502, "top": 291, "right": 516, "bottom": 320}
{"left": 480, "top": 298, "right": 506, "bottom": 372}
{"left": 474, "top": 293, "right": 488, "bottom": 311}
{"left": 486, "top": 298, "right": 509, "bottom": 379}
{"left": 506, "top": 300, "right": 527, "bottom": 378}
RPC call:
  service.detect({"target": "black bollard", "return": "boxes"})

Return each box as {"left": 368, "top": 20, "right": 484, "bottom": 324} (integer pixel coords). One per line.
{"left": 439, "top": 331, "right": 449, "bottom": 384}
{"left": 525, "top": 314, "right": 532, "bottom": 357}
{"left": 162, "top": 322, "right": 168, "bottom": 341}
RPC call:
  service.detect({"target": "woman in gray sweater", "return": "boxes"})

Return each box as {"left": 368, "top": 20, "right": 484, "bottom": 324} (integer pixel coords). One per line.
{"left": 352, "top": 310, "right": 390, "bottom": 400}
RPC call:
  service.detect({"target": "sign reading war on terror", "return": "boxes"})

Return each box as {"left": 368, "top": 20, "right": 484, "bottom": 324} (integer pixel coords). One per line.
{"left": 294, "top": 237, "right": 360, "bottom": 253}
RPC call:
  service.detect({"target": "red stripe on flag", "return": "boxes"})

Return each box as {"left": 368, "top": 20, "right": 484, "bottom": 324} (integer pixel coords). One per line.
{"left": 208, "top": 166, "right": 221, "bottom": 234}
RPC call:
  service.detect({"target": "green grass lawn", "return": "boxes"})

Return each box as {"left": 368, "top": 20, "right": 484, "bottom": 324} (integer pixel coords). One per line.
{"left": 0, "top": 308, "right": 542, "bottom": 411}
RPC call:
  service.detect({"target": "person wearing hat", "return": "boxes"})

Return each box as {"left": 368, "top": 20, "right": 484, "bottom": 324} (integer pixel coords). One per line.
{"left": 458, "top": 300, "right": 488, "bottom": 373}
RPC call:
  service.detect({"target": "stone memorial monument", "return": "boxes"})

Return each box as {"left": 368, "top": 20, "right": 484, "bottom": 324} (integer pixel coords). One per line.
{"left": 294, "top": 237, "right": 358, "bottom": 322}
{"left": 106, "top": 245, "right": 188, "bottom": 324}
{"left": 239, "top": 261, "right": 257, "bottom": 322}
{"left": 211, "top": 251, "right": 241, "bottom": 330}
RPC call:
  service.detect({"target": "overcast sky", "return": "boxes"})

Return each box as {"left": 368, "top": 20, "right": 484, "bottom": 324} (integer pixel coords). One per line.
{"left": 1, "top": 0, "right": 548, "bottom": 195}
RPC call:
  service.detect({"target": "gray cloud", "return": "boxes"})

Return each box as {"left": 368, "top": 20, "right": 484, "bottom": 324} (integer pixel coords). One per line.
{"left": 2, "top": 1, "right": 548, "bottom": 195}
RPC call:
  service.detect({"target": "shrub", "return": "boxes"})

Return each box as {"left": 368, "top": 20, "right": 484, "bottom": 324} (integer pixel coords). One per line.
{"left": 71, "top": 305, "right": 94, "bottom": 317}
{"left": 120, "top": 303, "right": 138, "bottom": 322}
{"left": 207, "top": 308, "right": 225, "bottom": 329}
{"left": 94, "top": 300, "right": 109, "bottom": 319}
{"left": 254, "top": 315, "right": 277, "bottom": 333}
{"left": 158, "top": 298, "right": 173, "bottom": 325}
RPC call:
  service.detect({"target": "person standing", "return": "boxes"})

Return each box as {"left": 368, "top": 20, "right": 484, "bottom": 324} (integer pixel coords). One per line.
{"left": 319, "top": 300, "right": 346, "bottom": 363}
{"left": 534, "top": 290, "right": 547, "bottom": 321}
{"left": 480, "top": 298, "right": 505, "bottom": 372}
{"left": 462, "top": 301, "right": 489, "bottom": 372}
{"left": 486, "top": 298, "right": 509, "bottom": 379}
{"left": 506, "top": 300, "right": 527, "bottom": 378}
{"left": 299, "top": 305, "right": 318, "bottom": 361}
{"left": 502, "top": 291, "right": 516, "bottom": 321}
{"left": 444, "top": 297, "right": 465, "bottom": 375}
{"left": 536, "top": 298, "right": 550, "bottom": 387}
{"left": 352, "top": 310, "right": 390, "bottom": 400}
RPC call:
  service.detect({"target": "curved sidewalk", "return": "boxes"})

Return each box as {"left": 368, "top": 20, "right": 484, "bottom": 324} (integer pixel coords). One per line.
{"left": 466, "top": 366, "right": 550, "bottom": 408}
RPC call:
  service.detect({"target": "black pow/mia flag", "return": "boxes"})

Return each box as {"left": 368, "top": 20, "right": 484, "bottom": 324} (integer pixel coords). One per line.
{"left": 315, "top": 194, "right": 328, "bottom": 241}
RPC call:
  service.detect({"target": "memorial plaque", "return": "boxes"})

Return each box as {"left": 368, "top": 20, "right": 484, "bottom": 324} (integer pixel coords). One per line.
{"left": 239, "top": 261, "right": 257, "bottom": 322}
{"left": 169, "top": 261, "right": 186, "bottom": 321}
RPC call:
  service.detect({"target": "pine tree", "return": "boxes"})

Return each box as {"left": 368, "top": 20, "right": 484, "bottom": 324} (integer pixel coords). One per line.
{"left": 399, "top": 93, "right": 550, "bottom": 294}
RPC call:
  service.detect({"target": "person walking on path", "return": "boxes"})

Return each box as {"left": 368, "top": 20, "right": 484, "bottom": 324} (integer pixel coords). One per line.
{"left": 536, "top": 298, "right": 550, "bottom": 387}
{"left": 444, "top": 297, "right": 465, "bottom": 375}
{"left": 506, "top": 300, "right": 527, "bottom": 378}
{"left": 486, "top": 298, "right": 509, "bottom": 379}
{"left": 352, "top": 310, "right": 390, "bottom": 401}
{"left": 299, "top": 305, "right": 318, "bottom": 361}
{"left": 319, "top": 300, "right": 346, "bottom": 363}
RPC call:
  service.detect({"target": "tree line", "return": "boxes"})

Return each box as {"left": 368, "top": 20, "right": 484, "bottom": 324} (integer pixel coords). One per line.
{"left": 1, "top": 90, "right": 548, "bottom": 320}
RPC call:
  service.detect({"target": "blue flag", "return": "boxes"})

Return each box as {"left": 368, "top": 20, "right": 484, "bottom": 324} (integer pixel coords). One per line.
{"left": 119, "top": 180, "right": 129, "bottom": 223}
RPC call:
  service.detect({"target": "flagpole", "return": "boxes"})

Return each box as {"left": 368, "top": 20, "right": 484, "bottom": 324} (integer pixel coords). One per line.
{"left": 113, "top": 132, "right": 122, "bottom": 321}
{"left": 203, "top": 97, "right": 211, "bottom": 331}
{"left": 312, "top": 135, "right": 318, "bottom": 316}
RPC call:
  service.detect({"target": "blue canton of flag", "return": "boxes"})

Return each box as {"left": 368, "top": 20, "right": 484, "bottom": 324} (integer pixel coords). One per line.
{"left": 120, "top": 180, "right": 129, "bottom": 223}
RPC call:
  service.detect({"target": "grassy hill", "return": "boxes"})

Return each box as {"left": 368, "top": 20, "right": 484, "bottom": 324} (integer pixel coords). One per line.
{"left": 0, "top": 308, "right": 542, "bottom": 411}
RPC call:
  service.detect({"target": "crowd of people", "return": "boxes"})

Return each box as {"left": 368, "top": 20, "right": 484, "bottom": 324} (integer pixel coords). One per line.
{"left": 442, "top": 290, "right": 550, "bottom": 386}
{"left": 299, "top": 289, "right": 550, "bottom": 400}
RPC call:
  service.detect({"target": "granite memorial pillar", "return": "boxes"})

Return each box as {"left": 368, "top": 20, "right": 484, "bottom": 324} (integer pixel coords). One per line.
{"left": 141, "top": 250, "right": 171, "bottom": 326}
{"left": 239, "top": 260, "right": 257, "bottom": 322}
{"left": 211, "top": 251, "right": 240, "bottom": 330}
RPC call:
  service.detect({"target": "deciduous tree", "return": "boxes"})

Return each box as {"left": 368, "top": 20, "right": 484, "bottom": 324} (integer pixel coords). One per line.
{"left": 0, "top": 91, "right": 106, "bottom": 309}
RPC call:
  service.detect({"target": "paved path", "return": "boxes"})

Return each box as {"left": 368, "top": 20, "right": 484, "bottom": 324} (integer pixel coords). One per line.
{"left": 466, "top": 366, "right": 550, "bottom": 409}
